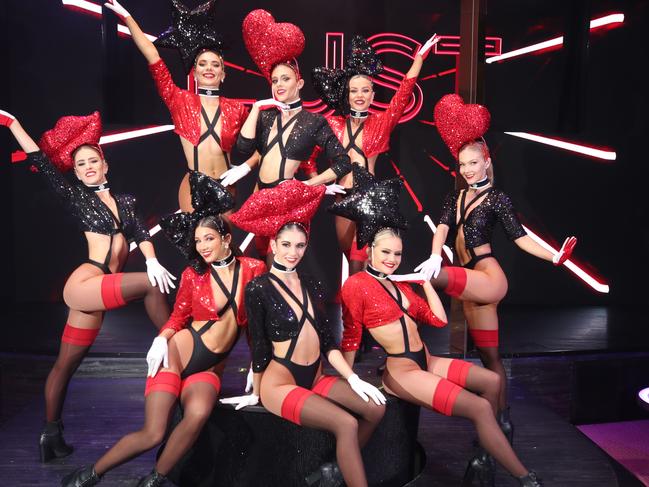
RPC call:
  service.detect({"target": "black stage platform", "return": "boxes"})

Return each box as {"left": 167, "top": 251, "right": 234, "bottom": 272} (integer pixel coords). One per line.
{"left": 0, "top": 303, "right": 647, "bottom": 486}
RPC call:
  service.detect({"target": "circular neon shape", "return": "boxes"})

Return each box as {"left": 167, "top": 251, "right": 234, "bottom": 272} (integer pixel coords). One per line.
{"left": 638, "top": 387, "right": 649, "bottom": 411}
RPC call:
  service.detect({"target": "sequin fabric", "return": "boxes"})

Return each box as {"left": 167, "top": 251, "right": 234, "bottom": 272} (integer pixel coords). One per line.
{"left": 235, "top": 109, "right": 351, "bottom": 179}
{"left": 245, "top": 273, "right": 336, "bottom": 373}
{"left": 161, "top": 257, "right": 266, "bottom": 334}
{"left": 312, "top": 35, "right": 383, "bottom": 114}
{"left": 341, "top": 272, "right": 446, "bottom": 352}
{"left": 328, "top": 164, "right": 408, "bottom": 248}
{"left": 438, "top": 188, "right": 527, "bottom": 249}
{"left": 28, "top": 151, "right": 150, "bottom": 244}
{"left": 229, "top": 179, "right": 325, "bottom": 237}
{"left": 433, "top": 94, "right": 490, "bottom": 159}
{"left": 160, "top": 170, "right": 234, "bottom": 262}
{"left": 242, "top": 9, "right": 305, "bottom": 81}
{"left": 39, "top": 112, "right": 102, "bottom": 172}
{"left": 149, "top": 59, "right": 248, "bottom": 148}
{"left": 154, "top": 0, "right": 226, "bottom": 74}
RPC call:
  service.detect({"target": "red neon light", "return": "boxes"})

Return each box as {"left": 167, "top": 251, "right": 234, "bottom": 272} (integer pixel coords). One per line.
{"left": 504, "top": 132, "right": 616, "bottom": 161}
{"left": 390, "top": 160, "right": 422, "bottom": 212}
{"left": 437, "top": 68, "right": 457, "bottom": 77}
{"left": 487, "top": 13, "right": 624, "bottom": 64}
{"left": 434, "top": 35, "right": 503, "bottom": 56}
{"left": 375, "top": 48, "right": 415, "bottom": 60}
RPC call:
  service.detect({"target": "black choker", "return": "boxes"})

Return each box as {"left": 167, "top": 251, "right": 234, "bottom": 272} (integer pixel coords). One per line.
{"left": 88, "top": 182, "right": 110, "bottom": 193}
{"left": 283, "top": 99, "right": 302, "bottom": 111}
{"left": 350, "top": 109, "right": 368, "bottom": 119}
{"left": 211, "top": 252, "right": 235, "bottom": 269}
{"left": 272, "top": 260, "right": 296, "bottom": 273}
{"left": 469, "top": 177, "right": 491, "bottom": 189}
{"left": 198, "top": 87, "right": 220, "bottom": 97}
{"left": 366, "top": 265, "right": 388, "bottom": 280}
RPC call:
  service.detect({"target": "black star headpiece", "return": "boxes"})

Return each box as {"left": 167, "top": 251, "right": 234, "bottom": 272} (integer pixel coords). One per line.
{"left": 159, "top": 171, "right": 234, "bottom": 260}
{"left": 328, "top": 164, "right": 408, "bottom": 248}
{"left": 312, "top": 35, "right": 383, "bottom": 114}
{"left": 155, "top": 0, "right": 227, "bottom": 74}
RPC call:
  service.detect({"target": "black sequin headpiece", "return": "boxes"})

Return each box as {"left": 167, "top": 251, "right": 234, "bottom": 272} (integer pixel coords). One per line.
{"left": 312, "top": 35, "right": 383, "bottom": 114}
{"left": 155, "top": 0, "right": 227, "bottom": 74}
{"left": 159, "top": 171, "right": 234, "bottom": 260}
{"left": 328, "top": 164, "right": 408, "bottom": 248}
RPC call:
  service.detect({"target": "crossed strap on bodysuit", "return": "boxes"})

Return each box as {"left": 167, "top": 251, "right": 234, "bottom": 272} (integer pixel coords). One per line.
{"left": 258, "top": 112, "right": 300, "bottom": 188}
{"left": 458, "top": 187, "right": 494, "bottom": 264}
{"left": 193, "top": 105, "right": 230, "bottom": 171}
{"left": 344, "top": 118, "right": 368, "bottom": 166}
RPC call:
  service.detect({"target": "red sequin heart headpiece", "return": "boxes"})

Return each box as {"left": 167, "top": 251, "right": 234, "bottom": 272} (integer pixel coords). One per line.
{"left": 39, "top": 111, "right": 104, "bottom": 172}
{"left": 433, "top": 94, "right": 490, "bottom": 160}
{"left": 229, "top": 180, "right": 325, "bottom": 237}
{"left": 242, "top": 9, "right": 305, "bottom": 82}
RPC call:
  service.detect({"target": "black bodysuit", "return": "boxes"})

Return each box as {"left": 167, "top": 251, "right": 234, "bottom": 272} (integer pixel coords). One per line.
{"left": 235, "top": 109, "right": 352, "bottom": 189}
{"left": 438, "top": 188, "right": 527, "bottom": 268}
{"left": 245, "top": 273, "right": 337, "bottom": 389}
{"left": 28, "top": 151, "right": 150, "bottom": 273}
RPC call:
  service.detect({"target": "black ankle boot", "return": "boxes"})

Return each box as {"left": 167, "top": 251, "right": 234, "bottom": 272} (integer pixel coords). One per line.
{"left": 305, "top": 461, "right": 343, "bottom": 487}
{"left": 498, "top": 406, "right": 515, "bottom": 445}
{"left": 61, "top": 465, "right": 100, "bottom": 487}
{"left": 518, "top": 471, "right": 543, "bottom": 486}
{"left": 136, "top": 470, "right": 167, "bottom": 487}
{"left": 461, "top": 450, "right": 495, "bottom": 487}
{"left": 40, "top": 419, "right": 74, "bottom": 462}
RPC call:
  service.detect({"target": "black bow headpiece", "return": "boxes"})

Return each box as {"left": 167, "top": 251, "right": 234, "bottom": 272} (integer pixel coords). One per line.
{"left": 328, "top": 164, "right": 408, "bottom": 248}
{"left": 311, "top": 35, "right": 383, "bottom": 114}
{"left": 159, "top": 171, "right": 234, "bottom": 260}
{"left": 155, "top": 0, "right": 227, "bottom": 74}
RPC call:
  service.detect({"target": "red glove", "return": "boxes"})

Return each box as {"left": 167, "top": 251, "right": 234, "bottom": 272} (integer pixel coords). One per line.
{"left": 553, "top": 236, "right": 577, "bottom": 266}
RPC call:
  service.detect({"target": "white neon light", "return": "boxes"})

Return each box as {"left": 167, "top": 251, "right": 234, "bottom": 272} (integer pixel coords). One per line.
{"left": 100, "top": 125, "right": 175, "bottom": 144}
{"left": 639, "top": 387, "right": 649, "bottom": 407}
{"left": 522, "top": 225, "right": 609, "bottom": 294}
{"left": 504, "top": 132, "right": 616, "bottom": 160}
{"left": 117, "top": 24, "right": 157, "bottom": 42}
{"left": 486, "top": 13, "right": 624, "bottom": 64}
{"left": 62, "top": 0, "right": 101, "bottom": 14}
{"left": 423, "top": 215, "right": 454, "bottom": 263}
{"left": 239, "top": 232, "right": 255, "bottom": 253}
{"left": 341, "top": 253, "right": 349, "bottom": 286}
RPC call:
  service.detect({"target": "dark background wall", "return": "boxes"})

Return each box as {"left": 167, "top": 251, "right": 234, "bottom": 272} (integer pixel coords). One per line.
{"left": 1, "top": 0, "right": 645, "bottom": 307}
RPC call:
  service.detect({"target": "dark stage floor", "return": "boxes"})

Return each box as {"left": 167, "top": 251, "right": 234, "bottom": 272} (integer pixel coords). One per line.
{"left": 0, "top": 303, "right": 647, "bottom": 486}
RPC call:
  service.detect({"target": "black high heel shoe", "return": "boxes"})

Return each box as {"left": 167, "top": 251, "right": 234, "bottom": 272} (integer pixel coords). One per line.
{"left": 305, "top": 461, "right": 343, "bottom": 487}
{"left": 518, "top": 471, "right": 543, "bottom": 486}
{"left": 40, "top": 419, "right": 74, "bottom": 462}
{"left": 461, "top": 450, "right": 495, "bottom": 487}
{"left": 135, "top": 470, "right": 167, "bottom": 487}
{"left": 60, "top": 465, "right": 100, "bottom": 487}
{"left": 498, "top": 406, "right": 515, "bottom": 445}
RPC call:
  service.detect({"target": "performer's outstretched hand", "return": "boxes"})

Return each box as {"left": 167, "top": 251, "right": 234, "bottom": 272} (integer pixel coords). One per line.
{"left": 414, "top": 253, "right": 443, "bottom": 280}
{"left": 0, "top": 109, "right": 16, "bottom": 128}
{"left": 388, "top": 272, "right": 428, "bottom": 285}
{"left": 220, "top": 394, "right": 260, "bottom": 410}
{"left": 347, "top": 374, "right": 386, "bottom": 405}
{"left": 324, "top": 183, "right": 346, "bottom": 196}
{"left": 416, "top": 34, "right": 440, "bottom": 60}
{"left": 253, "top": 98, "right": 289, "bottom": 111}
{"left": 104, "top": 0, "right": 131, "bottom": 21}
{"left": 146, "top": 258, "right": 177, "bottom": 294}
{"left": 552, "top": 236, "right": 577, "bottom": 266}
{"left": 220, "top": 164, "right": 251, "bottom": 187}
{"left": 146, "top": 336, "right": 168, "bottom": 377}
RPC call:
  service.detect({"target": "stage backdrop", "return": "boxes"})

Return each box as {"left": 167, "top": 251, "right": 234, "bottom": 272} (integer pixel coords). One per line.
{"left": 1, "top": 0, "right": 646, "bottom": 306}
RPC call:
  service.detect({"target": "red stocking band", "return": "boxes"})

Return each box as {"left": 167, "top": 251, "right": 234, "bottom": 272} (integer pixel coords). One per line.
{"left": 100, "top": 273, "right": 126, "bottom": 309}
{"left": 444, "top": 266, "right": 467, "bottom": 298}
{"left": 280, "top": 387, "right": 314, "bottom": 425}
{"left": 469, "top": 328, "right": 499, "bottom": 347}
{"left": 312, "top": 376, "right": 339, "bottom": 398}
{"left": 432, "top": 379, "right": 462, "bottom": 416}
{"left": 180, "top": 372, "right": 221, "bottom": 395}
{"left": 447, "top": 359, "right": 473, "bottom": 387}
{"left": 145, "top": 371, "right": 181, "bottom": 397}
{"left": 61, "top": 323, "right": 100, "bottom": 346}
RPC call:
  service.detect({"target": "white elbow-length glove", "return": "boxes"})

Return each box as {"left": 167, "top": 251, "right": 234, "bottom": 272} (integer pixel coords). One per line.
{"left": 347, "top": 374, "right": 386, "bottom": 405}
{"left": 413, "top": 253, "right": 443, "bottom": 280}
{"left": 146, "top": 336, "right": 168, "bottom": 377}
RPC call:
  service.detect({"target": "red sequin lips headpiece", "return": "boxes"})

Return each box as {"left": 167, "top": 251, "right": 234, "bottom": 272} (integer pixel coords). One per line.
{"left": 242, "top": 9, "right": 305, "bottom": 82}
{"left": 229, "top": 180, "right": 325, "bottom": 237}
{"left": 39, "top": 111, "right": 104, "bottom": 172}
{"left": 433, "top": 94, "right": 490, "bottom": 160}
